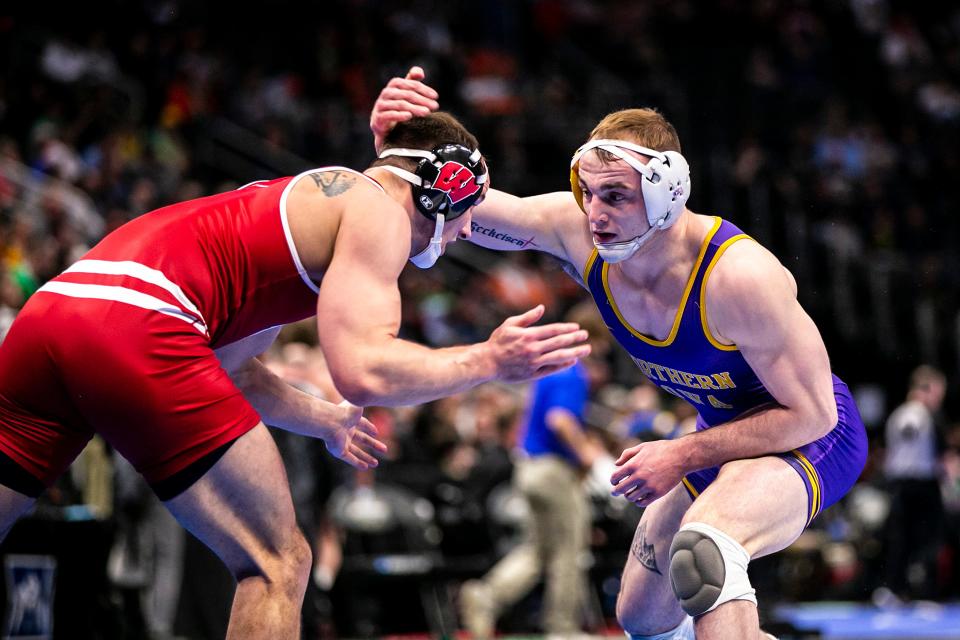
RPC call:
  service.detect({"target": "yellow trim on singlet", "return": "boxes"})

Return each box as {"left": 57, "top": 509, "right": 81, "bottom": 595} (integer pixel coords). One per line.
{"left": 791, "top": 449, "right": 822, "bottom": 525}
{"left": 682, "top": 477, "right": 700, "bottom": 498}
{"left": 583, "top": 249, "right": 599, "bottom": 292}
{"left": 699, "top": 233, "right": 751, "bottom": 352}
{"left": 600, "top": 216, "right": 722, "bottom": 347}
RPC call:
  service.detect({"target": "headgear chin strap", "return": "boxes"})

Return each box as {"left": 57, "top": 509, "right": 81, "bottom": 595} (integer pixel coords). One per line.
{"left": 569, "top": 139, "right": 690, "bottom": 263}
{"left": 408, "top": 213, "right": 445, "bottom": 269}
{"left": 378, "top": 144, "right": 487, "bottom": 269}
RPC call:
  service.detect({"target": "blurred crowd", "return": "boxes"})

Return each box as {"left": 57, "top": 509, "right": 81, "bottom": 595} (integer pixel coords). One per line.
{"left": 2, "top": 1, "right": 960, "bottom": 637}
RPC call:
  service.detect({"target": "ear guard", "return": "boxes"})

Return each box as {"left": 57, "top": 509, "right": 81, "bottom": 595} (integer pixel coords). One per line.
{"left": 378, "top": 144, "right": 487, "bottom": 221}
{"left": 569, "top": 139, "right": 690, "bottom": 231}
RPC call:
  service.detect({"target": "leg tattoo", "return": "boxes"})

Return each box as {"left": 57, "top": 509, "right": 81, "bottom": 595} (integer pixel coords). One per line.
{"left": 631, "top": 522, "right": 662, "bottom": 575}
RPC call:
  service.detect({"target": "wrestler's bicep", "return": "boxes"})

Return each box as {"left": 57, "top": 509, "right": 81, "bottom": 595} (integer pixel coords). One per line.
{"left": 315, "top": 195, "right": 409, "bottom": 376}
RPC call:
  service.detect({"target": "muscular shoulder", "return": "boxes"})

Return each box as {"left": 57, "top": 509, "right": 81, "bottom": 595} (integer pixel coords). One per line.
{"left": 288, "top": 169, "right": 411, "bottom": 273}
{"left": 333, "top": 178, "right": 412, "bottom": 269}
{"left": 291, "top": 169, "right": 394, "bottom": 218}
{"left": 707, "top": 238, "right": 795, "bottom": 304}
{"left": 704, "top": 237, "right": 798, "bottom": 343}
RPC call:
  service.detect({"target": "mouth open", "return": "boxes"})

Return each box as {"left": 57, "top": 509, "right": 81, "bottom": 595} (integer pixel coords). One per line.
{"left": 593, "top": 232, "right": 617, "bottom": 243}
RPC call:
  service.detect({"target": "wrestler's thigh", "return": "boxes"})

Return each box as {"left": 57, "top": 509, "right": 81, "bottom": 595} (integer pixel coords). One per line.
{"left": 0, "top": 295, "right": 95, "bottom": 487}
{"left": 56, "top": 305, "right": 260, "bottom": 485}
{"left": 163, "top": 423, "right": 305, "bottom": 577}
{"left": 682, "top": 456, "right": 808, "bottom": 559}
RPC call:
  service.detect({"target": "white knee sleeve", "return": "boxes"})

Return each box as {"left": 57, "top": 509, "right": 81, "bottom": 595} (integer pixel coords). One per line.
{"left": 668, "top": 522, "right": 756, "bottom": 616}
{"left": 626, "top": 614, "right": 694, "bottom": 640}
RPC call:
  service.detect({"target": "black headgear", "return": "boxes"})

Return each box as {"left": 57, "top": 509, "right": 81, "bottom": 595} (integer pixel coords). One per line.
{"left": 377, "top": 144, "right": 487, "bottom": 220}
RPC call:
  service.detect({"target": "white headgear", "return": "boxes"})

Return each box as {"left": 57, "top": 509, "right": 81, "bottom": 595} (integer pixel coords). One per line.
{"left": 569, "top": 139, "right": 691, "bottom": 262}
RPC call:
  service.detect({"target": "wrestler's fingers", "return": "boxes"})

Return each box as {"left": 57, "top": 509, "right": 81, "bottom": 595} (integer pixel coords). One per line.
{"left": 614, "top": 444, "right": 643, "bottom": 466}
{"left": 380, "top": 81, "right": 438, "bottom": 101}
{"left": 611, "top": 475, "right": 645, "bottom": 497}
{"left": 357, "top": 417, "right": 379, "bottom": 436}
{"left": 502, "top": 304, "right": 545, "bottom": 328}
{"left": 531, "top": 360, "right": 578, "bottom": 379}
{"left": 637, "top": 493, "right": 658, "bottom": 507}
{"left": 404, "top": 65, "right": 426, "bottom": 81}
{"left": 372, "top": 111, "right": 415, "bottom": 132}
{"left": 342, "top": 444, "right": 377, "bottom": 469}
{"left": 610, "top": 468, "right": 632, "bottom": 489}
{"left": 350, "top": 446, "right": 380, "bottom": 468}
{"left": 531, "top": 344, "right": 591, "bottom": 368}
{"left": 339, "top": 451, "right": 363, "bottom": 469}
{"left": 610, "top": 475, "right": 634, "bottom": 496}
{"left": 354, "top": 420, "right": 388, "bottom": 451}
{"left": 381, "top": 80, "right": 439, "bottom": 104}
{"left": 398, "top": 68, "right": 439, "bottom": 98}
{"left": 374, "top": 98, "right": 435, "bottom": 117}
{"left": 357, "top": 430, "right": 389, "bottom": 453}
{"left": 521, "top": 322, "right": 584, "bottom": 341}
{"left": 625, "top": 485, "right": 655, "bottom": 504}
{"left": 376, "top": 86, "right": 438, "bottom": 107}
{"left": 610, "top": 466, "right": 629, "bottom": 487}
{"left": 532, "top": 330, "right": 590, "bottom": 355}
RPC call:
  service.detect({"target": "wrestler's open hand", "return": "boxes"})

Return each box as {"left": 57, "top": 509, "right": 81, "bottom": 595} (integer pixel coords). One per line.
{"left": 610, "top": 439, "right": 686, "bottom": 507}
{"left": 486, "top": 304, "right": 591, "bottom": 383}
{"left": 371, "top": 66, "right": 440, "bottom": 153}
{"left": 323, "top": 401, "right": 387, "bottom": 469}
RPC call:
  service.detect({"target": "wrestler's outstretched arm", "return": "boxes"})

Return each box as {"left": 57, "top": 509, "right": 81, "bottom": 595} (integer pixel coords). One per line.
{"left": 315, "top": 186, "right": 590, "bottom": 407}
{"left": 370, "top": 68, "right": 593, "bottom": 271}
{"left": 215, "top": 328, "right": 386, "bottom": 469}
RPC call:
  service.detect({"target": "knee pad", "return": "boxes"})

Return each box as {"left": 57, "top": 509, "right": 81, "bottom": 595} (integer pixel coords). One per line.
{"left": 668, "top": 522, "right": 756, "bottom": 617}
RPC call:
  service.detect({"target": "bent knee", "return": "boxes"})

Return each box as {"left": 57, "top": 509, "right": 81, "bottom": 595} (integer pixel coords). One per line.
{"left": 237, "top": 526, "right": 312, "bottom": 593}
{"left": 616, "top": 592, "right": 645, "bottom": 633}
{"left": 668, "top": 522, "right": 756, "bottom": 617}
{"left": 615, "top": 590, "right": 631, "bottom": 629}
{"left": 615, "top": 571, "right": 679, "bottom": 633}
{"left": 286, "top": 528, "right": 313, "bottom": 575}
{"left": 274, "top": 528, "right": 313, "bottom": 585}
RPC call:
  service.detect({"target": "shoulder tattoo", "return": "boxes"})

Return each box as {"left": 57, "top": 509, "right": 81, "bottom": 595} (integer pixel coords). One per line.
{"left": 309, "top": 171, "right": 357, "bottom": 197}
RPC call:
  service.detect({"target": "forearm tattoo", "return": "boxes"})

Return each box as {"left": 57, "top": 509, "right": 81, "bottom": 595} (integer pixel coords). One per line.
{"left": 470, "top": 221, "right": 538, "bottom": 248}
{"left": 310, "top": 171, "right": 356, "bottom": 197}
{"left": 630, "top": 522, "right": 662, "bottom": 575}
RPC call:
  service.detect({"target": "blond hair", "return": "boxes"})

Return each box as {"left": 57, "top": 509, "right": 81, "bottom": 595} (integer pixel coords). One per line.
{"left": 588, "top": 108, "right": 682, "bottom": 154}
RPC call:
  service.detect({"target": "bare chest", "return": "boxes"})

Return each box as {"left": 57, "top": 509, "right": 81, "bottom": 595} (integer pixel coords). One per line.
{"left": 605, "top": 271, "right": 690, "bottom": 342}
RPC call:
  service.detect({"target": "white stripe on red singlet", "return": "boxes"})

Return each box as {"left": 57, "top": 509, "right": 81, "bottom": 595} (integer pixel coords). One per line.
{"left": 278, "top": 166, "right": 386, "bottom": 295}
{"left": 64, "top": 259, "right": 208, "bottom": 329}
{"left": 238, "top": 179, "right": 271, "bottom": 189}
{"left": 37, "top": 281, "right": 208, "bottom": 335}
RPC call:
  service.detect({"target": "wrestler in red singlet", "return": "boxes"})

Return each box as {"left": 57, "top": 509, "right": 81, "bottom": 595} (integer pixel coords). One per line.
{"left": 0, "top": 168, "right": 377, "bottom": 494}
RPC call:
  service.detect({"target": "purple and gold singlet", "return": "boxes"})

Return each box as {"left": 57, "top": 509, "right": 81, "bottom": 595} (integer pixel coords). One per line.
{"left": 585, "top": 217, "right": 868, "bottom": 525}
